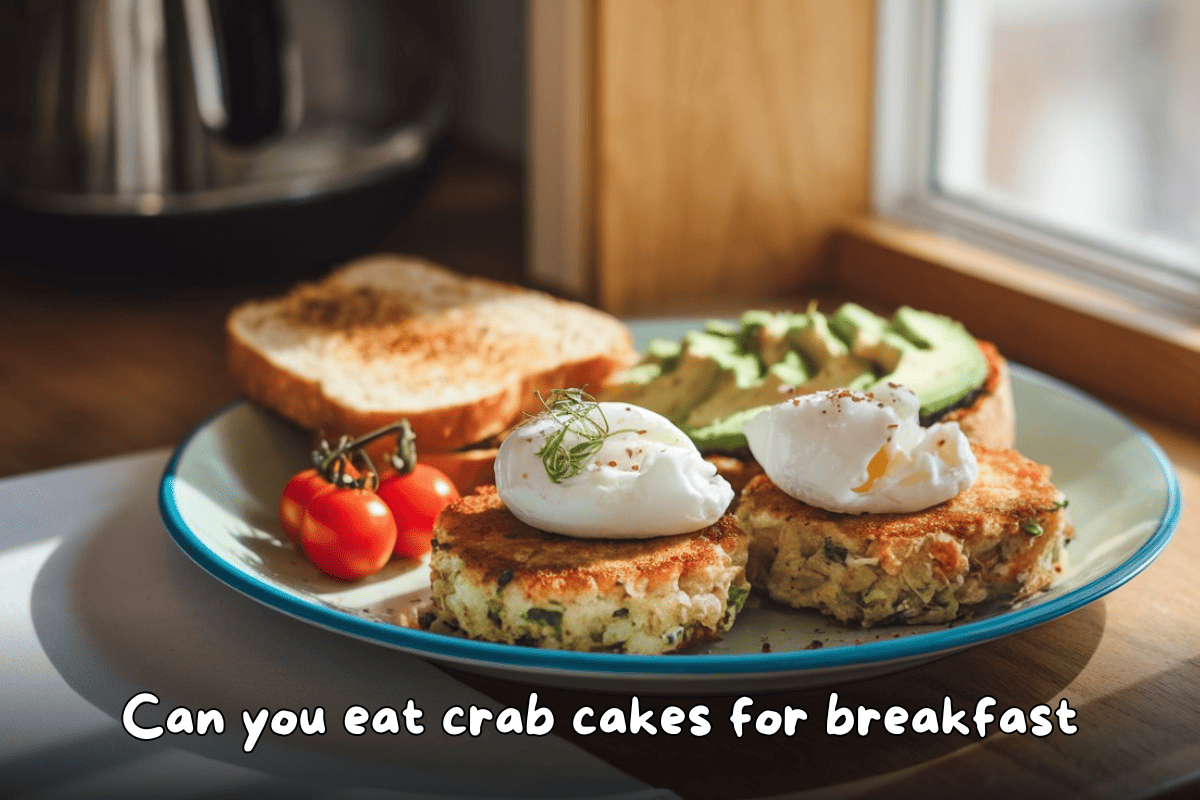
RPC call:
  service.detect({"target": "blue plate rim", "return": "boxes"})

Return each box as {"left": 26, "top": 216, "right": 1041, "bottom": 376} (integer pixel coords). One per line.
{"left": 158, "top": 362, "right": 1181, "bottom": 678}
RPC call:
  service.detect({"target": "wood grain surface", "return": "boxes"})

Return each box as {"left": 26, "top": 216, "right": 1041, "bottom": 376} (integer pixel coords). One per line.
{"left": 591, "top": 0, "right": 874, "bottom": 315}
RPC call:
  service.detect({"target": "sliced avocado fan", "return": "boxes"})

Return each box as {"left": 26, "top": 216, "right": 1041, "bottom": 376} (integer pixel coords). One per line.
{"left": 830, "top": 304, "right": 989, "bottom": 420}
{"left": 602, "top": 304, "right": 988, "bottom": 451}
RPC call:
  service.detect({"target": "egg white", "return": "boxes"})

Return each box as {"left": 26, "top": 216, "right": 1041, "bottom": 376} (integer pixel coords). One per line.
{"left": 495, "top": 402, "right": 734, "bottom": 538}
{"left": 744, "top": 384, "right": 977, "bottom": 514}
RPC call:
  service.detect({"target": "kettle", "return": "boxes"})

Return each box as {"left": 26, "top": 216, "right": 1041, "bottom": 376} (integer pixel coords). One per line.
{"left": 6, "top": 0, "right": 452, "bottom": 216}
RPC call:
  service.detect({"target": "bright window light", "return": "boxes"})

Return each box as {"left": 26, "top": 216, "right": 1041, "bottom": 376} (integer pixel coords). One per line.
{"left": 875, "top": 0, "right": 1200, "bottom": 311}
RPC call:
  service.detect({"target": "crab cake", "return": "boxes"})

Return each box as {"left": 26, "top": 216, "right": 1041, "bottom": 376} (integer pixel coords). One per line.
{"left": 736, "top": 446, "right": 1071, "bottom": 627}
{"left": 428, "top": 487, "right": 750, "bottom": 654}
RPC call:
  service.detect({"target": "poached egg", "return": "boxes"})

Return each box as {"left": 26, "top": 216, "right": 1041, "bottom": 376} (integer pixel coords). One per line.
{"left": 744, "top": 383, "right": 977, "bottom": 514}
{"left": 495, "top": 400, "right": 734, "bottom": 538}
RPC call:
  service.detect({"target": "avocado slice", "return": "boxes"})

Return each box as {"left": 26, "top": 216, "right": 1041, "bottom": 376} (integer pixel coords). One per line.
{"left": 603, "top": 330, "right": 755, "bottom": 425}
{"left": 685, "top": 311, "right": 872, "bottom": 449}
{"left": 607, "top": 360, "right": 664, "bottom": 388}
{"left": 831, "top": 303, "right": 988, "bottom": 419}
{"left": 602, "top": 337, "right": 684, "bottom": 393}
{"left": 687, "top": 405, "right": 772, "bottom": 452}
{"left": 703, "top": 318, "right": 741, "bottom": 338}
{"left": 684, "top": 349, "right": 809, "bottom": 430}
{"left": 886, "top": 307, "right": 988, "bottom": 417}
{"left": 829, "top": 303, "right": 910, "bottom": 373}
{"left": 645, "top": 337, "right": 684, "bottom": 367}
{"left": 785, "top": 309, "right": 876, "bottom": 391}
{"left": 738, "top": 309, "right": 809, "bottom": 367}
{"left": 604, "top": 304, "right": 988, "bottom": 452}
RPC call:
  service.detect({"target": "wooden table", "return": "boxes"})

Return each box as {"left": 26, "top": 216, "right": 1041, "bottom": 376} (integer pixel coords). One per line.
{"left": 2, "top": 146, "right": 1197, "bottom": 800}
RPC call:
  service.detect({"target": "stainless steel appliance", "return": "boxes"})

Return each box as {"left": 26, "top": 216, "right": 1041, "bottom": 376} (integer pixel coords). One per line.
{"left": 2, "top": 0, "right": 453, "bottom": 278}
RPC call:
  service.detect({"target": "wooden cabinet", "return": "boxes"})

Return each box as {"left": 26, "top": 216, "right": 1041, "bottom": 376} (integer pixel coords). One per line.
{"left": 530, "top": 0, "right": 875, "bottom": 315}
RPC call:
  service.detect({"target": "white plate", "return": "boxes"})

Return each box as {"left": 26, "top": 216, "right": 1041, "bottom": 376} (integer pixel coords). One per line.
{"left": 159, "top": 319, "right": 1180, "bottom": 693}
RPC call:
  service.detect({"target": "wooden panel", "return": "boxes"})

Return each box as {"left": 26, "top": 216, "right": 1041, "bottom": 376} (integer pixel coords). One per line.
{"left": 527, "top": 0, "right": 594, "bottom": 299}
{"left": 592, "top": 0, "right": 874, "bottom": 315}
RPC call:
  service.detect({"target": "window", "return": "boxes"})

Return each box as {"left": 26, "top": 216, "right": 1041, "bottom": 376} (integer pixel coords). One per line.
{"left": 874, "top": 0, "right": 1200, "bottom": 313}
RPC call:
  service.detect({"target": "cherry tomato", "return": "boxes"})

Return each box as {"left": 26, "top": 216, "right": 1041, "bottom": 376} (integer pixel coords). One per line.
{"left": 376, "top": 464, "right": 460, "bottom": 558}
{"left": 279, "top": 468, "right": 336, "bottom": 544}
{"left": 279, "top": 462, "right": 362, "bottom": 544}
{"left": 299, "top": 489, "right": 397, "bottom": 580}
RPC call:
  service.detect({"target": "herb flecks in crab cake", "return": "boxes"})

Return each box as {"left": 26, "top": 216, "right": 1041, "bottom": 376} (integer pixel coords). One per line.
{"left": 426, "top": 390, "right": 750, "bottom": 654}
{"left": 429, "top": 488, "right": 749, "bottom": 653}
{"left": 736, "top": 448, "right": 1071, "bottom": 626}
{"left": 736, "top": 385, "right": 1071, "bottom": 627}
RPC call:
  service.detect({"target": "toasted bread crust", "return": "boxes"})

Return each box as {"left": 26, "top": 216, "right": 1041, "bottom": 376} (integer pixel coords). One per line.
{"left": 226, "top": 255, "right": 637, "bottom": 454}
{"left": 230, "top": 332, "right": 630, "bottom": 454}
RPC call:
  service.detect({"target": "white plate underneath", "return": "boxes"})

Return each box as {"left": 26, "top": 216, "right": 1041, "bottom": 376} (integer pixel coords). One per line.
{"left": 159, "top": 320, "right": 1180, "bottom": 694}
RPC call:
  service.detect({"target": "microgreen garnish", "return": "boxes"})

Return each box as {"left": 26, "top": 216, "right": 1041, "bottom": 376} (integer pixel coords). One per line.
{"left": 1021, "top": 519, "right": 1044, "bottom": 536}
{"left": 533, "top": 388, "right": 633, "bottom": 483}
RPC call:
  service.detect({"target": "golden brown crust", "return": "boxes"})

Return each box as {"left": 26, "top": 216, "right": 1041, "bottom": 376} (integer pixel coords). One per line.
{"left": 739, "top": 445, "right": 1064, "bottom": 545}
{"left": 736, "top": 445, "right": 1071, "bottom": 625}
{"left": 432, "top": 487, "right": 746, "bottom": 601}
{"left": 738, "top": 445, "right": 1072, "bottom": 595}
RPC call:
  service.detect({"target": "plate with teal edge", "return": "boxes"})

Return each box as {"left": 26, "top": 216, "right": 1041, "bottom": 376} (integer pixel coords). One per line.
{"left": 159, "top": 318, "right": 1180, "bottom": 694}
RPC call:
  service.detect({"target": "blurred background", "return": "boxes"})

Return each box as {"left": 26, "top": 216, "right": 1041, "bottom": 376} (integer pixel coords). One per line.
{"left": 0, "top": 0, "right": 528, "bottom": 287}
{"left": 1, "top": 0, "right": 1197, "bottom": 472}
{"left": 935, "top": 0, "right": 1200, "bottom": 279}
{"left": 4, "top": 0, "right": 1196, "bottom": 299}
{"left": 0, "top": 0, "right": 530, "bottom": 476}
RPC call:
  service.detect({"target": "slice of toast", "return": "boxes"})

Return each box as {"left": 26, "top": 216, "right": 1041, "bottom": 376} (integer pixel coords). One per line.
{"left": 227, "top": 255, "right": 637, "bottom": 456}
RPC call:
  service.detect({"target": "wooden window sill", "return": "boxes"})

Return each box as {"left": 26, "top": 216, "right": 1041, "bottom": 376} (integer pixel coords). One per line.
{"left": 829, "top": 215, "right": 1200, "bottom": 434}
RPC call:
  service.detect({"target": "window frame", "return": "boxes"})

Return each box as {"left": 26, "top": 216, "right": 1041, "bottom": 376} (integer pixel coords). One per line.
{"left": 872, "top": 0, "right": 1200, "bottom": 317}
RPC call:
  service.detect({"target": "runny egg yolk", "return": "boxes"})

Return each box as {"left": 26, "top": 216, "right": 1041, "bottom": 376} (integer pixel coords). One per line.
{"left": 744, "top": 385, "right": 978, "bottom": 514}
{"left": 852, "top": 446, "right": 890, "bottom": 494}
